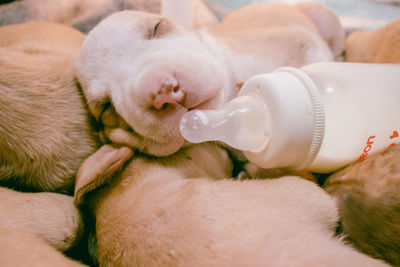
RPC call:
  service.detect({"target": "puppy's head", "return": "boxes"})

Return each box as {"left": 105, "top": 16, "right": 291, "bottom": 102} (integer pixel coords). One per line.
{"left": 76, "top": 11, "right": 230, "bottom": 156}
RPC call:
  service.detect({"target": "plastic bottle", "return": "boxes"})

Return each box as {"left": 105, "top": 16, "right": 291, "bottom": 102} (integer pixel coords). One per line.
{"left": 161, "top": 0, "right": 195, "bottom": 28}
{"left": 179, "top": 62, "right": 400, "bottom": 173}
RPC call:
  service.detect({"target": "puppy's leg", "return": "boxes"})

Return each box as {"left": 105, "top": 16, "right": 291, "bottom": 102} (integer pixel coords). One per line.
{"left": 244, "top": 162, "right": 317, "bottom": 182}
{"left": 0, "top": 222, "right": 86, "bottom": 267}
{"left": 0, "top": 187, "right": 83, "bottom": 251}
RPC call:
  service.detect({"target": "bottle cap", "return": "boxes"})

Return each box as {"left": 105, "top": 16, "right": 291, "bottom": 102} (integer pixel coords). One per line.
{"left": 161, "top": 0, "right": 195, "bottom": 27}
{"left": 180, "top": 67, "right": 325, "bottom": 170}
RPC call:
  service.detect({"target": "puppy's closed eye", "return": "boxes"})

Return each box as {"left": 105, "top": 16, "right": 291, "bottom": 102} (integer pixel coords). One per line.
{"left": 149, "top": 19, "right": 174, "bottom": 39}
{"left": 153, "top": 21, "right": 162, "bottom": 37}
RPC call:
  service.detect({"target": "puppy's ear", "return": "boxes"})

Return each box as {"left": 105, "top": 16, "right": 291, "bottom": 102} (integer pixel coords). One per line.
{"left": 295, "top": 2, "right": 345, "bottom": 60}
{"left": 74, "top": 145, "right": 133, "bottom": 205}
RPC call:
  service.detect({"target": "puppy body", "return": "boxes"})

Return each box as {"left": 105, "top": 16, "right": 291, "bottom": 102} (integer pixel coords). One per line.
{"left": 75, "top": 143, "right": 387, "bottom": 266}
{"left": 324, "top": 145, "right": 400, "bottom": 266}
{"left": 212, "top": 2, "right": 345, "bottom": 64}
{"left": 75, "top": 2, "right": 345, "bottom": 157}
{"left": 346, "top": 17, "right": 400, "bottom": 63}
{"left": 0, "top": 22, "right": 98, "bottom": 192}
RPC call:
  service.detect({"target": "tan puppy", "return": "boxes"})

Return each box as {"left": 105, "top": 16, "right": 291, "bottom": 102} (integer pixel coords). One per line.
{"left": 0, "top": 22, "right": 98, "bottom": 263}
{"left": 212, "top": 2, "right": 345, "bottom": 62}
{"left": 74, "top": 143, "right": 388, "bottom": 266}
{"left": 0, "top": 22, "right": 98, "bottom": 192}
{"left": 325, "top": 17, "right": 400, "bottom": 266}
{"left": 346, "top": 17, "right": 400, "bottom": 63}
{"left": 324, "top": 145, "right": 400, "bottom": 266}
{"left": 75, "top": 2, "right": 345, "bottom": 157}
{"left": 0, "top": 0, "right": 218, "bottom": 32}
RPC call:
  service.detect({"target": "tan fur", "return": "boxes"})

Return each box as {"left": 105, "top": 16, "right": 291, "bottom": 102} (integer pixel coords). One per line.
{"left": 324, "top": 145, "right": 400, "bottom": 266}
{"left": 0, "top": 0, "right": 218, "bottom": 33}
{"left": 0, "top": 22, "right": 99, "bottom": 192}
{"left": 0, "top": 22, "right": 98, "bottom": 264}
{"left": 74, "top": 143, "right": 388, "bottom": 267}
{"left": 212, "top": 2, "right": 345, "bottom": 61}
{"left": 346, "top": 17, "right": 400, "bottom": 63}
{"left": 75, "top": 2, "right": 345, "bottom": 157}
{"left": 0, "top": 222, "right": 85, "bottom": 267}
{"left": 325, "top": 145, "right": 400, "bottom": 199}
{"left": 0, "top": 187, "right": 83, "bottom": 251}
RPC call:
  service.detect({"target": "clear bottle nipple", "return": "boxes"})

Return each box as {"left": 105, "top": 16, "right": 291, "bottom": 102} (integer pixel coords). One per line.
{"left": 179, "top": 94, "right": 270, "bottom": 152}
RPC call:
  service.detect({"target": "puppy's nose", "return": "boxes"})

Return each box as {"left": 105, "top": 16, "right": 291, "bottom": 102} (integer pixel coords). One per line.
{"left": 150, "top": 79, "right": 185, "bottom": 110}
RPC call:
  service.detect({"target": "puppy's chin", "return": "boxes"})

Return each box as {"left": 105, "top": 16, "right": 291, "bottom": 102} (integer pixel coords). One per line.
{"left": 95, "top": 102, "right": 186, "bottom": 156}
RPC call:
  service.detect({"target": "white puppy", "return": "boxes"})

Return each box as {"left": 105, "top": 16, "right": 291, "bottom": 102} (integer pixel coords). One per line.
{"left": 76, "top": 2, "right": 345, "bottom": 157}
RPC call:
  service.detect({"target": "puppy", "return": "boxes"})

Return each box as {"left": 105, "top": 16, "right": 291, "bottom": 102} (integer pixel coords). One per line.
{"left": 0, "top": 22, "right": 98, "bottom": 263}
{"left": 75, "top": 2, "right": 345, "bottom": 158}
{"left": 346, "top": 17, "right": 400, "bottom": 63}
{"left": 0, "top": 22, "right": 98, "bottom": 192}
{"left": 324, "top": 137, "right": 400, "bottom": 266}
{"left": 0, "top": 0, "right": 218, "bottom": 33}
{"left": 74, "top": 143, "right": 388, "bottom": 266}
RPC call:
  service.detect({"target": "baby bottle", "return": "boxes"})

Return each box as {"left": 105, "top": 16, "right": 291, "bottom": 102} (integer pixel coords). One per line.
{"left": 179, "top": 62, "right": 400, "bottom": 173}
{"left": 161, "top": 0, "right": 195, "bottom": 27}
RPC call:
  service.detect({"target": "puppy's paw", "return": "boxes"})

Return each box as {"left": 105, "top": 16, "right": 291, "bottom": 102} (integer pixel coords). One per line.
{"left": 244, "top": 162, "right": 316, "bottom": 182}
{"left": 0, "top": 221, "right": 85, "bottom": 266}
{"left": 0, "top": 188, "right": 84, "bottom": 251}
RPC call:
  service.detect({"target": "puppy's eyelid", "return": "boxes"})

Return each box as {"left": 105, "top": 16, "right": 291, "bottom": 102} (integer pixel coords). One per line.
{"left": 152, "top": 20, "right": 162, "bottom": 38}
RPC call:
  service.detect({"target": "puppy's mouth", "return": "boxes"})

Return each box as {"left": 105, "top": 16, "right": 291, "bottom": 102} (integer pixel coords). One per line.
{"left": 186, "top": 93, "right": 219, "bottom": 112}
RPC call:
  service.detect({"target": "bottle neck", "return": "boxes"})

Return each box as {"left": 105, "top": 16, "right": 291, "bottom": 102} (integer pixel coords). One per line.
{"left": 276, "top": 67, "right": 325, "bottom": 170}
{"left": 240, "top": 67, "right": 325, "bottom": 170}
